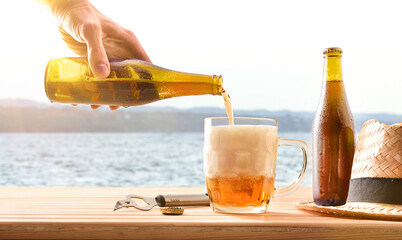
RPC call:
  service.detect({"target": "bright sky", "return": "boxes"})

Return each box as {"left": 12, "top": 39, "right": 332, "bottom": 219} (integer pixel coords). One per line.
{"left": 0, "top": 0, "right": 401, "bottom": 114}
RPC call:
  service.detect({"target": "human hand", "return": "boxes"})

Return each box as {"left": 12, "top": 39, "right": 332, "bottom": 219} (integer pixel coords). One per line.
{"left": 42, "top": 0, "right": 151, "bottom": 110}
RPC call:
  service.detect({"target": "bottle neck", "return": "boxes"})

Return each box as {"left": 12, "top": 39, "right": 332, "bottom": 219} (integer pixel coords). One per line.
{"left": 156, "top": 73, "right": 223, "bottom": 99}
{"left": 212, "top": 75, "right": 224, "bottom": 95}
{"left": 323, "top": 52, "right": 343, "bottom": 82}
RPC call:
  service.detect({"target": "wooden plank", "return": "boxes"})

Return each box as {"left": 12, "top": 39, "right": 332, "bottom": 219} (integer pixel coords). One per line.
{"left": 2, "top": 224, "right": 401, "bottom": 240}
{"left": 0, "top": 187, "right": 401, "bottom": 239}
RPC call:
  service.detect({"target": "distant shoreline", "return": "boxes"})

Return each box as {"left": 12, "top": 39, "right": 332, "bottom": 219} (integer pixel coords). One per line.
{"left": 0, "top": 99, "right": 400, "bottom": 133}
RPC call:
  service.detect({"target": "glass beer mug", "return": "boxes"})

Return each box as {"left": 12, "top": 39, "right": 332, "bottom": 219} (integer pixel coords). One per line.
{"left": 204, "top": 117, "right": 310, "bottom": 214}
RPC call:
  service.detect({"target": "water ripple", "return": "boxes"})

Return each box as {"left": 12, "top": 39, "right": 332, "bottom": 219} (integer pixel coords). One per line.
{"left": 0, "top": 132, "right": 312, "bottom": 187}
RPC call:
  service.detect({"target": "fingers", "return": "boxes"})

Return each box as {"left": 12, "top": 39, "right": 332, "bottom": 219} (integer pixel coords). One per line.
{"left": 91, "top": 105, "right": 101, "bottom": 110}
{"left": 90, "top": 105, "right": 120, "bottom": 111}
{"left": 101, "top": 20, "right": 151, "bottom": 62}
{"left": 123, "top": 30, "right": 151, "bottom": 62}
{"left": 109, "top": 106, "right": 120, "bottom": 111}
{"left": 81, "top": 22, "right": 110, "bottom": 79}
{"left": 58, "top": 26, "right": 88, "bottom": 56}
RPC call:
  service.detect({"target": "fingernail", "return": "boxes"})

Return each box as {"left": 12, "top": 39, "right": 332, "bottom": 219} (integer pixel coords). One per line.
{"left": 109, "top": 106, "right": 120, "bottom": 111}
{"left": 95, "top": 64, "right": 109, "bottom": 78}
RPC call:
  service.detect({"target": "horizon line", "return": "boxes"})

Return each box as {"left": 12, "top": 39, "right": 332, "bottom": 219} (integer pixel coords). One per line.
{"left": 0, "top": 98, "right": 401, "bottom": 115}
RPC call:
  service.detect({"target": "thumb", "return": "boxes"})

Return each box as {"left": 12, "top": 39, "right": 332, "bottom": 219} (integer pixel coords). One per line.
{"left": 81, "top": 22, "right": 110, "bottom": 79}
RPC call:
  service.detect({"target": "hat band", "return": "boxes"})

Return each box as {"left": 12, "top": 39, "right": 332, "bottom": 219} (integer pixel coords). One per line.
{"left": 347, "top": 177, "right": 402, "bottom": 205}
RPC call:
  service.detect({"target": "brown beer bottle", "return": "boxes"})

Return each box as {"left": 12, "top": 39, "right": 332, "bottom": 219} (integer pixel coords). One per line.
{"left": 312, "top": 47, "right": 355, "bottom": 206}
{"left": 45, "top": 58, "right": 223, "bottom": 107}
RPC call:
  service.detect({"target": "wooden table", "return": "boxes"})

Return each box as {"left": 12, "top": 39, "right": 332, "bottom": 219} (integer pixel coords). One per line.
{"left": 0, "top": 187, "right": 401, "bottom": 239}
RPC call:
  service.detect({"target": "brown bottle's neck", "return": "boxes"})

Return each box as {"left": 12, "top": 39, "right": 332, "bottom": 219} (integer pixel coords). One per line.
{"left": 320, "top": 52, "right": 349, "bottom": 103}
{"left": 323, "top": 52, "right": 343, "bottom": 82}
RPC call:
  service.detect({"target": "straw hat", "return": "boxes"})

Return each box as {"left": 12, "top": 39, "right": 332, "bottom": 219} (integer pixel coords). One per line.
{"left": 296, "top": 119, "right": 402, "bottom": 221}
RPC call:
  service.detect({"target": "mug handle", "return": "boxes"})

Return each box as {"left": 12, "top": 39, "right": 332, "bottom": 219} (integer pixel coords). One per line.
{"left": 274, "top": 138, "right": 311, "bottom": 198}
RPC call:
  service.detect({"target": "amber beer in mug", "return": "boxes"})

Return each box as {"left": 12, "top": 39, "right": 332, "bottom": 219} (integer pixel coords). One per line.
{"left": 204, "top": 117, "right": 310, "bottom": 214}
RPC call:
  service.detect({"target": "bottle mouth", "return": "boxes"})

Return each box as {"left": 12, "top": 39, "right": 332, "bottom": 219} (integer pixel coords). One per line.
{"left": 212, "top": 75, "right": 223, "bottom": 95}
{"left": 324, "top": 52, "right": 342, "bottom": 59}
{"left": 323, "top": 47, "right": 343, "bottom": 54}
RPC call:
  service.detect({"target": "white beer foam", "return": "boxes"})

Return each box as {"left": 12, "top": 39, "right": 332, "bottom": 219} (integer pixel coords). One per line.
{"left": 205, "top": 125, "right": 278, "bottom": 178}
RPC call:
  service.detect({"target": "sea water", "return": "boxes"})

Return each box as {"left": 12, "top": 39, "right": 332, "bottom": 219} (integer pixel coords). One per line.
{"left": 0, "top": 132, "right": 311, "bottom": 187}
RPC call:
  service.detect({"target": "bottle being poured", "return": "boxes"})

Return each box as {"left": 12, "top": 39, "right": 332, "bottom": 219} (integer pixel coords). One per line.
{"left": 45, "top": 58, "right": 227, "bottom": 110}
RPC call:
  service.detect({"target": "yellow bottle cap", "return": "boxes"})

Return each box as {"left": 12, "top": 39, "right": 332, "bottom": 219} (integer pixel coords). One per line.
{"left": 160, "top": 207, "right": 184, "bottom": 215}
{"left": 323, "top": 47, "right": 343, "bottom": 54}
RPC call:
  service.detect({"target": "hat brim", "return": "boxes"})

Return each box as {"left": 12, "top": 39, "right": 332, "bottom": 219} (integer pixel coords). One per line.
{"left": 295, "top": 200, "right": 402, "bottom": 221}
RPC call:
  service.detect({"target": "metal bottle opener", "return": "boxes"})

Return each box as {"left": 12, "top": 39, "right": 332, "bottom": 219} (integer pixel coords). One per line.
{"left": 114, "top": 193, "right": 210, "bottom": 211}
